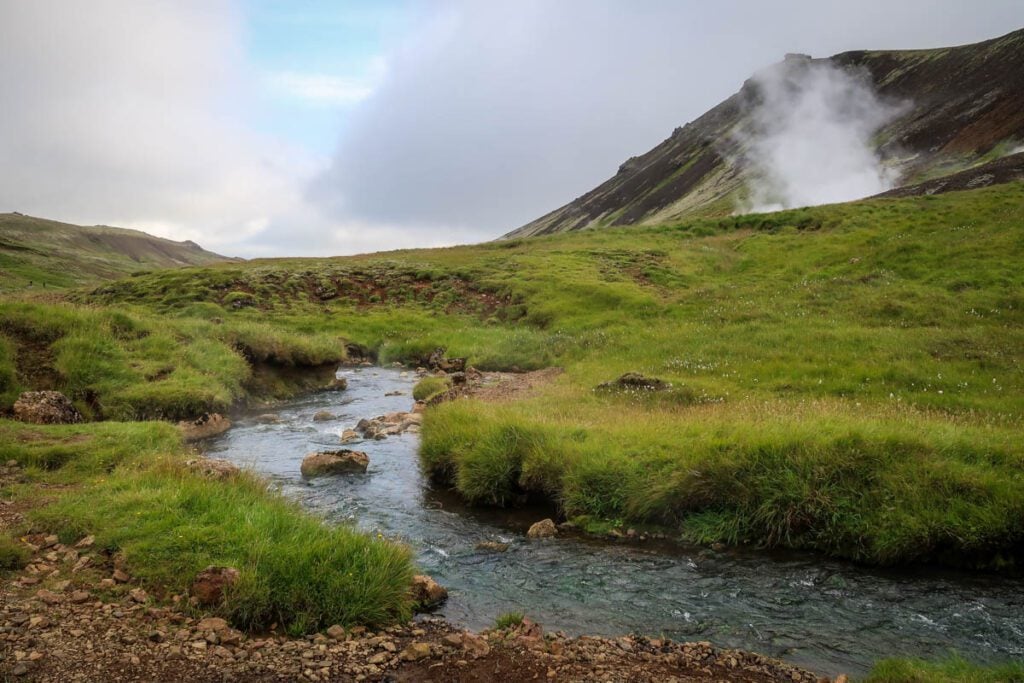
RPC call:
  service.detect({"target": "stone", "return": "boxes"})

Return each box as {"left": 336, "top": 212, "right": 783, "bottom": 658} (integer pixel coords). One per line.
{"left": 112, "top": 569, "right": 130, "bottom": 583}
{"left": 527, "top": 519, "right": 558, "bottom": 539}
{"left": 13, "top": 391, "right": 83, "bottom": 424}
{"left": 197, "top": 617, "right": 229, "bottom": 632}
{"left": 129, "top": 588, "right": 148, "bottom": 603}
{"left": 326, "top": 377, "right": 348, "bottom": 391}
{"left": 74, "top": 535, "right": 95, "bottom": 549}
{"left": 69, "top": 590, "right": 90, "bottom": 604}
{"left": 340, "top": 429, "right": 360, "bottom": 444}
{"left": 410, "top": 574, "right": 448, "bottom": 609}
{"left": 35, "top": 589, "right": 61, "bottom": 605}
{"left": 254, "top": 413, "right": 282, "bottom": 424}
{"left": 326, "top": 625, "right": 345, "bottom": 640}
{"left": 186, "top": 458, "right": 240, "bottom": 480}
{"left": 475, "top": 541, "right": 509, "bottom": 553}
{"left": 312, "top": 411, "right": 334, "bottom": 422}
{"left": 178, "top": 413, "right": 231, "bottom": 442}
{"left": 300, "top": 450, "right": 369, "bottom": 478}
{"left": 399, "top": 642, "right": 432, "bottom": 662}
{"left": 72, "top": 556, "right": 93, "bottom": 573}
{"left": 191, "top": 566, "right": 240, "bottom": 606}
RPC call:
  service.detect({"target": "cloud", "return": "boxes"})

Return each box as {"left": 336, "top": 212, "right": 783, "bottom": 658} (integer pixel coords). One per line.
{"left": 311, "top": 0, "right": 1024, "bottom": 242}
{"left": 1, "top": 1, "right": 1022, "bottom": 256}
{"left": 0, "top": 0, "right": 321, "bottom": 255}
{"left": 736, "top": 59, "right": 904, "bottom": 213}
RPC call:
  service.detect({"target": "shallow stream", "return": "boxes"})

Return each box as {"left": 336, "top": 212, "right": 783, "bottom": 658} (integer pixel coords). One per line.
{"left": 206, "top": 367, "right": 1024, "bottom": 676}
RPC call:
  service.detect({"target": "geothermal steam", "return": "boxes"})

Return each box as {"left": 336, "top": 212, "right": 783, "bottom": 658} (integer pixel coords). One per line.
{"left": 739, "top": 59, "right": 903, "bottom": 213}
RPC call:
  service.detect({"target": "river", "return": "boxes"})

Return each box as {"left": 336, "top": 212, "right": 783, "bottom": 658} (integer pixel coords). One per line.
{"left": 204, "top": 366, "right": 1024, "bottom": 676}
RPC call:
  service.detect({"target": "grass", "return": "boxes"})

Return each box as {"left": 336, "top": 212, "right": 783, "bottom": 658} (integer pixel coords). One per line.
{"left": 494, "top": 611, "right": 526, "bottom": 629}
{"left": 413, "top": 376, "right": 450, "bottom": 401}
{"left": 0, "top": 533, "right": 29, "bottom": 571}
{"left": 865, "top": 655, "right": 1024, "bottom": 682}
{"left": 1, "top": 419, "right": 415, "bottom": 633}
{"left": 5, "top": 181, "right": 1020, "bottom": 568}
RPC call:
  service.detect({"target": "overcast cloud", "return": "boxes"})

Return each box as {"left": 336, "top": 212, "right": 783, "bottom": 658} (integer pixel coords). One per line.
{"left": 1, "top": 1, "right": 1022, "bottom": 256}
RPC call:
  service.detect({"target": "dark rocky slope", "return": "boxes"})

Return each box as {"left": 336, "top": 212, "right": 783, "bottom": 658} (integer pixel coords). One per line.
{"left": 507, "top": 28, "right": 1024, "bottom": 237}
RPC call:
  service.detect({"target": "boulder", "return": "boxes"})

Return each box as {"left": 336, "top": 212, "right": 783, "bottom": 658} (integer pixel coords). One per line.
{"left": 191, "top": 566, "right": 240, "bottom": 606}
{"left": 410, "top": 574, "right": 448, "bottom": 609}
{"left": 254, "top": 413, "right": 281, "bottom": 424}
{"left": 300, "top": 450, "right": 369, "bottom": 477}
{"left": 312, "top": 411, "right": 334, "bottom": 422}
{"left": 527, "top": 519, "right": 558, "bottom": 539}
{"left": 326, "top": 377, "right": 348, "bottom": 391}
{"left": 178, "top": 413, "right": 231, "bottom": 442}
{"left": 13, "top": 391, "right": 82, "bottom": 425}
{"left": 185, "top": 458, "right": 240, "bottom": 480}
{"left": 340, "top": 429, "right": 360, "bottom": 444}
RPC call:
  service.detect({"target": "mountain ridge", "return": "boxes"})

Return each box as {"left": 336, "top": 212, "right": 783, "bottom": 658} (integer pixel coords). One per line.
{"left": 506, "top": 28, "right": 1024, "bottom": 238}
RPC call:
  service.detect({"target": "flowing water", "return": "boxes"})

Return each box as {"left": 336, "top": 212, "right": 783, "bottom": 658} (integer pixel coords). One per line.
{"left": 206, "top": 367, "right": 1024, "bottom": 676}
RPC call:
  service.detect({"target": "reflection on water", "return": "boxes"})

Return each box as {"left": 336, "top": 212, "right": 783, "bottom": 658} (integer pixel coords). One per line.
{"left": 206, "top": 367, "right": 1024, "bottom": 676}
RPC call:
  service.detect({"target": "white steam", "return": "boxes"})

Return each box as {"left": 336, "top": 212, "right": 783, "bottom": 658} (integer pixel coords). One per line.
{"left": 738, "top": 59, "right": 903, "bottom": 213}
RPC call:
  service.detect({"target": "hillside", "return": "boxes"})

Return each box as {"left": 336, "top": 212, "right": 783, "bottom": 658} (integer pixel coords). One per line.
{"left": 0, "top": 212, "right": 235, "bottom": 291}
{"left": 507, "top": 28, "right": 1024, "bottom": 237}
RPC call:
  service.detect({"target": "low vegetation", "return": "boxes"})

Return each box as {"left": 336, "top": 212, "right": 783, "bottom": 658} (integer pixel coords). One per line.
{"left": 1, "top": 419, "right": 414, "bottom": 632}
{"left": 2, "top": 183, "right": 1023, "bottom": 660}
{"left": 865, "top": 655, "right": 1024, "bottom": 682}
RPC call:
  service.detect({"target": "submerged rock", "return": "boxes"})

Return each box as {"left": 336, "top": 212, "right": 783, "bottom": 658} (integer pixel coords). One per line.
{"left": 300, "top": 450, "right": 369, "bottom": 477}
{"left": 178, "top": 413, "right": 231, "bottom": 442}
{"left": 13, "top": 391, "right": 83, "bottom": 425}
{"left": 527, "top": 519, "right": 558, "bottom": 539}
{"left": 475, "top": 541, "right": 510, "bottom": 553}
{"left": 312, "top": 410, "right": 334, "bottom": 422}
{"left": 191, "top": 566, "right": 240, "bottom": 606}
{"left": 254, "top": 413, "right": 282, "bottom": 424}
{"left": 410, "top": 574, "right": 448, "bottom": 609}
{"left": 326, "top": 377, "right": 348, "bottom": 391}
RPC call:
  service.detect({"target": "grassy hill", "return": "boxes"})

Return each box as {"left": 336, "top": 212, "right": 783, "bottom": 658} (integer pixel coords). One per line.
{"left": 0, "top": 212, "right": 234, "bottom": 292}
{"left": 4, "top": 181, "right": 1022, "bottom": 572}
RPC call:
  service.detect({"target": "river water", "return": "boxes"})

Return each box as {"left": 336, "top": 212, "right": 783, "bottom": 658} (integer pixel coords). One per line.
{"left": 205, "top": 367, "right": 1024, "bottom": 676}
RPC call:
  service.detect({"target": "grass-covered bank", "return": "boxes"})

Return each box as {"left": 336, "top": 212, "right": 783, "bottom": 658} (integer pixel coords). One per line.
{"left": 0, "top": 419, "right": 414, "bottom": 633}
{"left": 14, "top": 181, "right": 1020, "bottom": 571}
{"left": 865, "top": 655, "right": 1024, "bottom": 682}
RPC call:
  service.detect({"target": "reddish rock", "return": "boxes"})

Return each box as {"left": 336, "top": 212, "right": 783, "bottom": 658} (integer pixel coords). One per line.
{"left": 191, "top": 566, "right": 240, "bottom": 606}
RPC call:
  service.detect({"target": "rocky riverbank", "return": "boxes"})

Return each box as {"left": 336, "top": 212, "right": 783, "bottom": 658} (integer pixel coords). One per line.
{"left": 0, "top": 460, "right": 841, "bottom": 682}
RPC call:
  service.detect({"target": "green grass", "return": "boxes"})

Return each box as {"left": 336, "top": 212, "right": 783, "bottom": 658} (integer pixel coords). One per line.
{"left": 5, "top": 182, "right": 1024, "bottom": 570}
{"left": 865, "top": 655, "right": 1024, "bottom": 682}
{"left": 0, "top": 419, "right": 414, "bottom": 633}
{"left": 413, "top": 376, "right": 450, "bottom": 401}
{"left": 494, "top": 611, "right": 525, "bottom": 629}
{"left": 0, "top": 533, "right": 29, "bottom": 570}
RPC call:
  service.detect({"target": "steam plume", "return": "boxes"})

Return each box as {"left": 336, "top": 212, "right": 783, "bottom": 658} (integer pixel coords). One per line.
{"left": 737, "top": 58, "right": 903, "bottom": 213}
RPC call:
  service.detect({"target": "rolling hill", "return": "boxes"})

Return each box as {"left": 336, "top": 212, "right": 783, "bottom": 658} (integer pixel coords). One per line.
{"left": 0, "top": 212, "right": 235, "bottom": 291}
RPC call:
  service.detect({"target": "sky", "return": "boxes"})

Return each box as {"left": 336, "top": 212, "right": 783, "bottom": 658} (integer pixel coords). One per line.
{"left": 1, "top": 1, "right": 1022, "bottom": 258}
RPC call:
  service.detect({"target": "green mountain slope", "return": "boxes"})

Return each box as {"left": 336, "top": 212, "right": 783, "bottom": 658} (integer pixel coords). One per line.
{"left": 507, "top": 28, "right": 1024, "bottom": 237}
{"left": 0, "top": 212, "right": 235, "bottom": 291}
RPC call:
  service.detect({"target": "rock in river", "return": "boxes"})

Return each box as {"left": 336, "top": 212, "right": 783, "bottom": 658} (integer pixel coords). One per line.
{"left": 410, "top": 574, "right": 448, "bottom": 609}
{"left": 300, "top": 450, "right": 369, "bottom": 477}
{"left": 527, "top": 519, "right": 558, "bottom": 539}
{"left": 178, "top": 413, "right": 231, "bottom": 442}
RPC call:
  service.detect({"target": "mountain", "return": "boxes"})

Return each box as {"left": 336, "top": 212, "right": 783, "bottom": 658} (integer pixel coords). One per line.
{"left": 0, "top": 212, "right": 236, "bottom": 291}
{"left": 507, "top": 28, "right": 1024, "bottom": 238}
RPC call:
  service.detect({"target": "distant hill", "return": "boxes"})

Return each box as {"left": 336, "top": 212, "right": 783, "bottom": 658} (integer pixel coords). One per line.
{"left": 0, "top": 213, "right": 236, "bottom": 291}
{"left": 507, "top": 28, "right": 1024, "bottom": 238}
